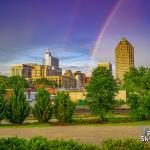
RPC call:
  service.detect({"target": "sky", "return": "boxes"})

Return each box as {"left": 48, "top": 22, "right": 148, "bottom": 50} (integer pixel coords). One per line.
{"left": 0, "top": 0, "right": 150, "bottom": 75}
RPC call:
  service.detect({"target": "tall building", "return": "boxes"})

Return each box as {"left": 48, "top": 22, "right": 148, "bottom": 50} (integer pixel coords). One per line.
{"left": 115, "top": 38, "right": 134, "bottom": 82}
{"left": 98, "top": 62, "right": 112, "bottom": 72}
{"left": 44, "top": 48, "right": 59, "bottom": 69}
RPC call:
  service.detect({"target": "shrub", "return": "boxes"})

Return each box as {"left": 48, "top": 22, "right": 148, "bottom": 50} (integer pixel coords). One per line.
{"left": 27, "top": 136, "right": 50, "bottom": 150}
{"left": 101, "top": 138, "right": 150, "bottom": 150}
{"left": 0, "top": 137, "right": 27, "bottom": 150}
{"left": 0, "top": 84, "right": 6, "bottom": 122}
{"left": 33, "top": 89, "right": 52, "bottom": 123}
{"left": 0, "top": 137, "right": 150, "bottom": 150}
{"left": 54, "top": 91, "right": 75, "bottom": 123}
{"left": 5, "top": 86, "right": 30, "bottom": 124}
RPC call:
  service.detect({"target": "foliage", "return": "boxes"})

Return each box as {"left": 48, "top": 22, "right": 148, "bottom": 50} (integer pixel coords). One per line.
{"left": 34, "top": 78, "right": 58, "bottom": 88}
{"left": 86, "top": 66, "right": 118, "bottom": 121}
{"left": 123, "top": 67, "right": 150, "bottom": 120}
{"left": 33, "top": 89, "right": 52, "bottom": 123}
{"left": 28, "top": 136, "right": 50, "bottom": 150}
{"left": 0, "top": 136, "right": 150, "bottom": 150}
{"left": 5, "top": 85, "right": 30, "bottom": 124}
{"left": 54, "top": 91, "right": 75, "bottom": 123}
{"left": 0, "top": 136, "right": 99, "bottom": 150}
{"left": 6, "top": 76, "right": 29, "bottom": 89}
{"left": 0, "top": 84, "right": 6, "bottom": 121}
{"left": 102, "top": 138, "right": 150, "bottom": 150}
{"left": 0, "top": 137, "right": 27, "bottom": 150}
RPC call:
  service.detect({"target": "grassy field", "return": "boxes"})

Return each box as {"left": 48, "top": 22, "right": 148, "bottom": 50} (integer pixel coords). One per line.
{"left": 0, "top": 114, "right": 150, "bottom": 128}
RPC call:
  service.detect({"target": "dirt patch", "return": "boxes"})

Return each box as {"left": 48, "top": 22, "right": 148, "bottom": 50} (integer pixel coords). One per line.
{"left": 0, "top": 126, "right": 148, "bottom": 145}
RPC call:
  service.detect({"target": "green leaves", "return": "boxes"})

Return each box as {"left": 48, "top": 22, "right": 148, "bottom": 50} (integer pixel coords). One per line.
{"left": 86, "top": 66, "right": 118, "bottom": 121}
{"left": 123, "top": 67, "right": 150, "bottom": 120}
{"left": 33, "top": 89, "right": 52, "bottom": 123}
{"left": 5, "top": 86, "right": 30, "bottom": 124}
{"left": 6, "top": 76, "right": 29, "bottom": 89}
{"left": 54, "top": 91, "right": 75, "bottom": 123}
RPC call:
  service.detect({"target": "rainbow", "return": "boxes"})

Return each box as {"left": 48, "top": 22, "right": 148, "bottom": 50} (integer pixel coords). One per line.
{"left": 89, "top": 0, "right": 124, "bottom": 71}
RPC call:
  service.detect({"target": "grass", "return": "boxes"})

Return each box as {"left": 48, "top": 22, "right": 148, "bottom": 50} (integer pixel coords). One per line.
{"left": 0, "top": 115, "right": 150, "bottom": 128}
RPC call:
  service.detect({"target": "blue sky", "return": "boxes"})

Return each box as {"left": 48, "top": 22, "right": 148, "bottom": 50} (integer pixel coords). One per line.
{"left": 0, "top": 0, "right": 150, "bottom": 75}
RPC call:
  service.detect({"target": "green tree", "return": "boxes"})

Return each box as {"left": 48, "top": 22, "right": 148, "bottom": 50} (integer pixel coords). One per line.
{"left": 0, "top": 84, "right": 6, "bottom": 122}
{"left": 6, "top": 76, "right": 29, "bottom": 89}
{"left": 6, "top": 85, "right": 30, "bottom": 124}
{"left": 33, "top": 89, "right": 52, "bottom": 123}
{"left": 86, "top": 66, "right": 118, "bottom": 121}
{"left": 123, "top": 67, "right": 150, "bottom": 120}
{"left": 54, "top": 91, "right": 75, "bottom": 123}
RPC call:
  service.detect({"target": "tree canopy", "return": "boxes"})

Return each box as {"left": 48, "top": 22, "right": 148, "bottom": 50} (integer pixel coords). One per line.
{"left": 123, "top": 67, "right": 150, "bottom": 120}
{"left": 86, "top": 66, "right": 118, "bottom": 121}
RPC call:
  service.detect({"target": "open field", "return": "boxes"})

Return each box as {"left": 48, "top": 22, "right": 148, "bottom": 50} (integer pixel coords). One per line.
{"left": 0, "top": 125, "right": 150, "bottom": 145}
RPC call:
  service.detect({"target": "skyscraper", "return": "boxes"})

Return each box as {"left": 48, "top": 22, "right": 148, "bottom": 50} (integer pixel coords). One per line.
{"left": 115, "top": 38, "right": 134, "bottom": 82}
{"left": 44, "top": 48, "right": 59, "bottom": 69}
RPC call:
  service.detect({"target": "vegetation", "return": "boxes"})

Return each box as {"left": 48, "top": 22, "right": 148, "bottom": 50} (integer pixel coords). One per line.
{"left": 34, "top": 78, "right": 58, "bottom": 88}
{"left": 54, "top": 91, "right": 75, "bottom": 123}
{"left": 33, "top": 89, "right": 53, "bottom": 123}
{"left": 123, "top": 67, "right": 150, "bottom": 121}
{"left": 5, "top": 85, "right": 30, "bottom": 124}
{"left": 86, "top": 67, "right": 118, "bottom": 121}
{"left": 0, "top": 84, "right": 6, "bottom": 122}
{"left": 0, "top": 136, "right": 149, "bottom": 150}
{"left": 6, "top": 76, "right": 29, "bottom": 88}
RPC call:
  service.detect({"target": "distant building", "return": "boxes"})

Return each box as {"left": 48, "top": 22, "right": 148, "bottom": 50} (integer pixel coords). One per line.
{"left": 115, "top": 38, "right": 134, "bottom": 82}
{"left": 44, "top": 48, "right": 59, "bottom": 69}
{"left": 11, "top": 64, "right": 32, "bottom": 79}
{"left": 74, "top": 71, "right": 85, "bottom": 90}
{"left": 98, "top": 62, "right": 112, "bottom": 72}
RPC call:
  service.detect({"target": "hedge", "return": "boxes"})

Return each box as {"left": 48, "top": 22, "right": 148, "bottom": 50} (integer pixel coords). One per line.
{"left": 0, "top": 136, "right": 149, "bottom": 150}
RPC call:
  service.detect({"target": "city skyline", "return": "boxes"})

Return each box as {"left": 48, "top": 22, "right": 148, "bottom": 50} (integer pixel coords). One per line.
{"left": 0, "top": 0, "right": 150, "bottom": 75}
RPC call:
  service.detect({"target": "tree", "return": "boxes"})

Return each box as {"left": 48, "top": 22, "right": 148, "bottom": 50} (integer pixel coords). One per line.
{"left": 6, "top": 76, "right": 29, "bottom": 89}
{"left": 123, "top": 67, "right": 150, "bottom": 120}
{"left": 54, "top": 91, "right": 75, "bottom": 123}
{"left": 0, "top": 84, "right": 6, "bottom": 122}
{"left": 5, "top": 85, "right": 30, "bottom": 124}
{"left": 86, "top": 66, "right": 118, "bottom": 121}
{"left": 33, "top": 89, "right": 52, "bottom": 123}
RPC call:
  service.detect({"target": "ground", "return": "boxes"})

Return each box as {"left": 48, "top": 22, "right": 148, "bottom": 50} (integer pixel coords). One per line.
{"left": 0, "top": 125, "right": 149, "bottom": 145}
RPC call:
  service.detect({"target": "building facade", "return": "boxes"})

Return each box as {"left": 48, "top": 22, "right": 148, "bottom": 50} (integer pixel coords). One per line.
{"left": 11, "top": 64, "right": 32, "bottom": 79}
{"left": 98, "top": 62, "right": 112, "bottom": 72}
{"left": 115, "top": 38, "right": 134, "bottom": 82}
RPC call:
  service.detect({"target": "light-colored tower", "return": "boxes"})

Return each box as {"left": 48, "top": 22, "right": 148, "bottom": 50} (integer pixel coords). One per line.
{"left": 44, "top": 48, "right": 59, "bottom": 69}
{"left": 115, "top": 38, "right": 134, "bottom": 82}
{"left": 44, "top": 48, "right": 51, "bottom": 66}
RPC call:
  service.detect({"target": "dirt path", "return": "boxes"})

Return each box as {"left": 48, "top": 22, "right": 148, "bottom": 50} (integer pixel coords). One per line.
{"left": 0, "top": 126, "right": 149, "bottom": 145}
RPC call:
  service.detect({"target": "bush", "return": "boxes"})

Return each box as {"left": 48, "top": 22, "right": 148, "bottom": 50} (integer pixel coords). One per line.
{"left": 101, "top": 138, "right": 150, "bottom": 150}
{"left": 5, "top": 86, "right": 30, "bottom": 124}
{"left": 0, "top": 84, "right": 6, "bottom": 121}
{"left": 28, "top": 136, "right": 50, "bottom": 150}
{"left": 54, "top": 91, "right": 75, "bottom": 123}
{"left": 33, "top": 89, "right": 52, "bottom": 123}
{"left": 0, "top": 137, "right": 150, "bottom": 150}
{"left": 0, "top": 137, "right": 27, "bottom": 150}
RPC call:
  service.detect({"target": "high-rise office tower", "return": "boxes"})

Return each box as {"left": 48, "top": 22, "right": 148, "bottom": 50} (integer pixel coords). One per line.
{"left": 44, "top": 48, "right": 59, "bottom": 69}
{"left": 115, "top": 38, "right": 134, "bottom": 82}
